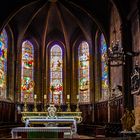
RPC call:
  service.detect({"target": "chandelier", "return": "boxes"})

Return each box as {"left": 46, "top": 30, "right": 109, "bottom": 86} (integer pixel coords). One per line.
{"left": 108, "top": 9, "right": 125, "bottom": 67}
{"left": 108, "top": 29, "right": 125, "bottom": 66}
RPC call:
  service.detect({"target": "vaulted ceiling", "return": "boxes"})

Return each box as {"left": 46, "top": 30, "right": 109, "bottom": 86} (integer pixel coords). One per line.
{"left": 0, "top": 0, "right": 137, "bottom": 47}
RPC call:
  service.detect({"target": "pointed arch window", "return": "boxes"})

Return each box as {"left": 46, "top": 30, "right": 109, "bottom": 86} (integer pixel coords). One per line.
{"left": 0, "top": 29, "right": 8, "bottom": 99}
{"left": 21, "top": 40, "right": 34, "bottom": 102}
{"left": 78, "top": 41, "right": 90, "bottom": 103}
{"left": 100, "top": 33, "right": 109, "bottom": 100}
{"left": 50, "top": 44, "right": 63, "bottom": 104}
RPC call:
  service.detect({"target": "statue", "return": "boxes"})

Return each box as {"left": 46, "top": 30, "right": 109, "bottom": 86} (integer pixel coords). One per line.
{"left": 132, "top": 106, "right": 140, "bottom": 132}
{"left": 120, "top": 108, "right": 135, "bottom": 131}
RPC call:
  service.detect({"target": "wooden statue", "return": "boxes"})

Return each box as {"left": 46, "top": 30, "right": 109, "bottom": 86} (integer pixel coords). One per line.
{"left": 120, "top": 108, "right": 135, "bottom": 131}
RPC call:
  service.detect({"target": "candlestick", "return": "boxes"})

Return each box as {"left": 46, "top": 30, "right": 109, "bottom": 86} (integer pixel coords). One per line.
{"left": 76, "top": 102, "right": 80, "bottom": 112}
{"left": 67, "top": 94, "right": 70, "bottom": 100}
{"left": 66, "top": 95, "right": 71, "bottom": 112}
{"left": 33, "top": 94, "right": 37, "bottom": 112}
{"left": 66, "top": 102, "right": 71, "bottom": 112}
{"left": 44, "top": 95, "right": 47, "bottom": 112}
{"left": 77, "top": 95, "right": 79, "bottom": 100}
{"left": 34, "top": 94, "right": 37, "bottom": 99}
{"left": 23, "top": 94, "right": 28, "bottom": 112}
{"left": 58, "top": 94, "right": 62, "bottom": 112}
{"left": 76, "top": 94, "right": 80, "bottom": 112}
{"left": 44, "top": 94, "right": 47, "bottom": 99}
{"left": 23, "top": 94, "right": 27, "bottom": 112}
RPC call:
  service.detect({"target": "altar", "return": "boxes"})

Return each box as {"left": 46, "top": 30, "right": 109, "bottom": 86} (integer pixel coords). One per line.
{"left": 25, "top": 118, "right": 77, "bottom": 133}
{"left": 12, "top": 96, "right": 83, "bottom": 139}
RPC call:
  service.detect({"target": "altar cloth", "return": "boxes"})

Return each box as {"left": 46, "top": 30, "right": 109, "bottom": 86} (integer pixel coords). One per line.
{"left": 25, "top": 118, "right": 77, "bottom": 133}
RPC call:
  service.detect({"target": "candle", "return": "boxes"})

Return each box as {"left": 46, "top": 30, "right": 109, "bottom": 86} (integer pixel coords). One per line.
{"left": 77, "top": 95, "right": 79, "bottom": 100}
{"left": 24, "top": 94, "right": 27, "bottom": 99}
{"left": 67, "top": 94, "right": 70, "bottom": 99}
{"left": 34, "top": 94, "right": 37, "bottom": 99}
{"left": 44, "top": 94, "right": 47, "bottom": 99}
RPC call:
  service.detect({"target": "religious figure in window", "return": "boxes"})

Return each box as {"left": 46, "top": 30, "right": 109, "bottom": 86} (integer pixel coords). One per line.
{"left": 51, "top": 59, "right": 62, "bottom": 71}
{"left": 21, "top": 40, "right": 34, "bottom": 102}
{"left": 50, "top": 44, "right": 63, "bottom": 104}
{"left": 78, "top": 41, "right": 90, "bottom": 103}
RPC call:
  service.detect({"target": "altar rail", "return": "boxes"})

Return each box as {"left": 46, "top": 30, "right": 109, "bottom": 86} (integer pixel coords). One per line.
{"left": 11, "top": 127, "right": 72, "bottom": 139}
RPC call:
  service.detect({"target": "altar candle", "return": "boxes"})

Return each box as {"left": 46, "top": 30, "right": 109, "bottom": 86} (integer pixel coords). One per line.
{"left": 34, "top": 94, "right": 37, "bottom": 99}
{"left": 77, "top": 95, "right": 79, "bottom": 100}
{"left": 67, "top": 94, "right": 70, "bottom": 99}
{"left": 44, "top": 94, "right": 47, "bottom": 99}
{"left": 24, "top": 94, "right": 27, "bottom": 99}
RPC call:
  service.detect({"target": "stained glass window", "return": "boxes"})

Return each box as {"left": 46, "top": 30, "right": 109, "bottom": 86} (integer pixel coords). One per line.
{"left": 21, "top": 40, "right": 34, "bottom": 102}
{"left": 50, "top": 44, "right": 63, "bottom": 104}
{"left": 0, "top": 29, "right": 8, "bottom": 99}
{"left": 78, "top": 41, "right": 90, "bottom": 103}
{"left": 100, "top": 33, "right": 109, "bottom": 100}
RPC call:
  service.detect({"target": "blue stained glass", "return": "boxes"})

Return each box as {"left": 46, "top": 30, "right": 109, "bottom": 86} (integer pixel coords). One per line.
{"left": 0, "top": 29, "right": 8, "bottom": 99}
{"left": 100, "top": 33, "right": 109, "bottom": 99}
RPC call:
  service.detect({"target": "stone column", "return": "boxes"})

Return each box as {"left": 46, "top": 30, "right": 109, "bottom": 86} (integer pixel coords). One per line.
{"left": 121, "top": 21, "right": 133, "bottom": 110}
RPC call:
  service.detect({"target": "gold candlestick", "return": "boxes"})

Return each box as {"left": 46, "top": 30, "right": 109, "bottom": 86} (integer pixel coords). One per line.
{"left": 76, "top": 103, "right": 80, "bottom": 112}
{"left": 66, "top": 95, "right": 71, "bottom": 112}
{"left": 44, "top": 94, "right": 47, "bottom": 112}
{"left": 33, "top": 94, "right": 37, "bottom": 112}
{"left": 58, "top": 94, "right": 62, "bottom": 112}
{"left": 76, "top": 95, "right": 80, "bottom": 112}
{"left": 23, "top": 94, "right": 28, "bottom": 112}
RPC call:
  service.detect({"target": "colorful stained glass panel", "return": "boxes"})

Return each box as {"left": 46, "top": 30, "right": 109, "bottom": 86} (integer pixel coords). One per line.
{"left": 100, "top": 33, "right": 109, "bottom": 100}
{"left": 50, "top": 44, "right": 63, "bottom": 104}
{"left": 21, "top": 40, "right": 34, "bottom": 102}
{"left": 78, "top": 41, "right": 90, "bottom": 103}
{"left": 0, "top": 29, "right": 8, "bottom": 99}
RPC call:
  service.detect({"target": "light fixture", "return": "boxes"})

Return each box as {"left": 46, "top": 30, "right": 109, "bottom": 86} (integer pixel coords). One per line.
{"left": 131, "top": 62, "right": 140, "bottom": 95}
{"left": 108, "top": 22, "right": 125, "bottom": 66}
{"left": 108, "top": 8, "right": 125, "bottom": 66}
{"left": 108, "top": 39, "right": 125, "bottom": 66}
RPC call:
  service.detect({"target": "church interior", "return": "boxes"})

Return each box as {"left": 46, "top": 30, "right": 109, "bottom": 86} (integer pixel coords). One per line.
{"left": 0, "top": 0, "right": 140, "bottom": 139}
